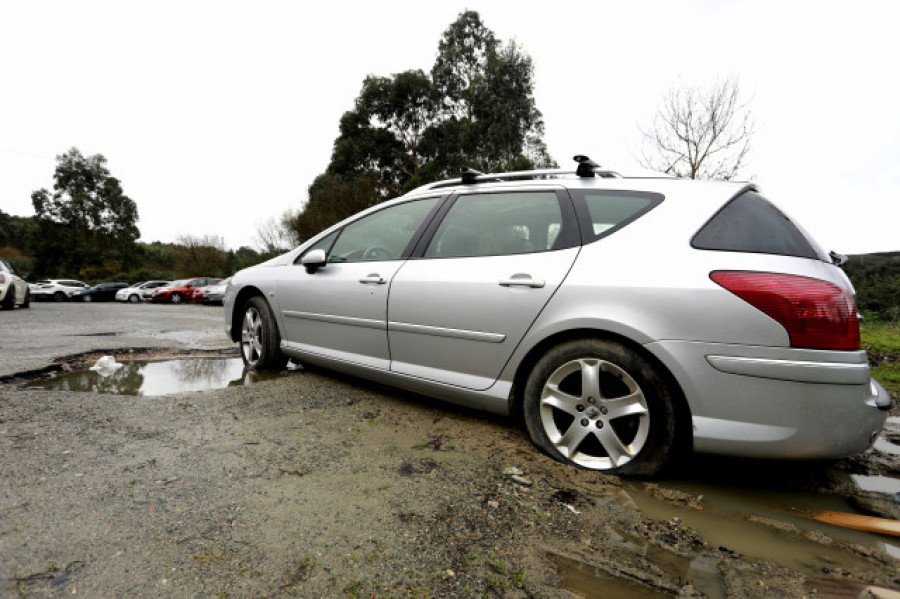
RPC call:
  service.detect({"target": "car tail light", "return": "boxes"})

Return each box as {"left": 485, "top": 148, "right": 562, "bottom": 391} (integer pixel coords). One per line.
{"left": 0, "top": 274, "right": 5, "bottom": 284}
{"left": 710, "top": 271, "right": 860, "bottom": 351}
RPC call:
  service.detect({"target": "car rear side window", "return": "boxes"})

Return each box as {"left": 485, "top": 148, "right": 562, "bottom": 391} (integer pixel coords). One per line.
{"left": 569, "top": 190, "right": 664, "bottom": 243}
{"left": 692, "top": 191, "right": 819, "bottom": 259}
{"left": 423, "top": 191, "right": 577, "bottom": 258}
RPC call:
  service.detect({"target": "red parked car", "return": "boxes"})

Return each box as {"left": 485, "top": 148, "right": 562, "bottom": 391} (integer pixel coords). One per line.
{"left": 149, "top": 277, "right": 222, "bottom": 304}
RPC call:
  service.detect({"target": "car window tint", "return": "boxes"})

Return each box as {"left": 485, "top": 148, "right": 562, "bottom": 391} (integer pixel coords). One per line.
{"left": 691, "top": 191, "right": 820, "bottom": 259}
{"left": 425, "top": 192, "right": 562, "bottom": 258}
{"left": 328, "top": 198, "right": 439, "bottom": 263}
{"left": 571, "top": 190, "right": 664, "bottom": 243}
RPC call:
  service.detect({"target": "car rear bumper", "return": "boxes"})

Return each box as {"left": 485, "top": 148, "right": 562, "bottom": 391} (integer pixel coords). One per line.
{"left": 646, "top": 340, "right": 889, "bottom": 459}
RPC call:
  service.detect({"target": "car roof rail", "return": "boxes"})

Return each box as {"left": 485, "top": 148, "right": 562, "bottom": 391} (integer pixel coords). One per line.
{"left": 411, "top": 155, "right": 622, "bottom": 193}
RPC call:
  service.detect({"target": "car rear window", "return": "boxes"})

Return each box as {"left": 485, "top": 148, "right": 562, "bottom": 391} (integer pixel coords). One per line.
{"left": 691, "top": 191, "right": 821, "bottom": 259}
{"left": 570, "top": 190, "right": 664, "bottom": 243}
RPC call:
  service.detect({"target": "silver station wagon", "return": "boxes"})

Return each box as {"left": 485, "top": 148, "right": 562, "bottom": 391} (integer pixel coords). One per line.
{"left": 224, "top": 156, "right": 889, "bottom": 476}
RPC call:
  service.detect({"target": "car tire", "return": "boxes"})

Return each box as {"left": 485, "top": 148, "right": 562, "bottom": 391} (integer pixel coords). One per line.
{"left": 83, "top": 295, "right": 92, "bottom": 303}
{"left": 1, "top": 289, "right": 13, "bottom": 310}
{"left": 169, "top": 292, "right": 183, "bottom": 304}
{"left": 22, "top": 288, "right": 30, "bottom": 309}
{"left": 53, "top": 291, "right": 66, "bottom": 302}
{"left": 128, "top": 294, "right": 140, "bottom": 303}
{"left": 523, "top": 338, "right": 678, "bottom": 477}
{"left": 239, "top": 295, "right": 288, "bottom": 371}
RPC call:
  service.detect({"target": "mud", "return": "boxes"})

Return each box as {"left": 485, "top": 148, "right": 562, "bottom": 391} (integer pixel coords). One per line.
{"left": 1, "top": 303, "right": 899, "bottom": 596}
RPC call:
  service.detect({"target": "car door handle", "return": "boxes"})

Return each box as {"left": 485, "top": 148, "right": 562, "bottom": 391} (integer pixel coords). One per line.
{"left": 499, "top": 274, "right": 545, "bottom": 288}
{"left": 359, "top": 274, "right": 387, "bottom": 285}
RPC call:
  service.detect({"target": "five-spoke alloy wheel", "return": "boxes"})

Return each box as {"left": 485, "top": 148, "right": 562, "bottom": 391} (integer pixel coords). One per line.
{"left": 240, "top": 296, "right": 287, "bottom": 371}
{"left": 523, "top": 339, "right": 677, "bottom": 477}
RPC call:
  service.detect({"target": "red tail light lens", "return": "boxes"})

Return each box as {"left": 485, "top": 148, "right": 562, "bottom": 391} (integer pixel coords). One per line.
{"left": 710, "top": 271, "right": 860, "bottom": 351}
{"left": 0, "top": 274, "right": 5, "bottom": 284}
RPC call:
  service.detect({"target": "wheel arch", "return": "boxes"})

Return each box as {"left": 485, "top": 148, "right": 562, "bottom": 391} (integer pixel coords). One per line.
{"left": 509, "top": 328, "right": 693, "bottom": 455}
{"left": 229, "top": 285, "right": 269, "bottom": 342}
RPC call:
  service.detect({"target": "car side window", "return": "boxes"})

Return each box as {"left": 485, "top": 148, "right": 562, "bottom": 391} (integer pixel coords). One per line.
{"left": 424, "top": 192, "right": 566, "bottom": 258}
{"left": 327, "top": 198, "right": 440, "bottom": 263}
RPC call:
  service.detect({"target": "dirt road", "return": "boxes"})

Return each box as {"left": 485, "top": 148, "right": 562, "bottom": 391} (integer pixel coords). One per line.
{"left": 1, "top": 303, "right": 899, "bottom": 597}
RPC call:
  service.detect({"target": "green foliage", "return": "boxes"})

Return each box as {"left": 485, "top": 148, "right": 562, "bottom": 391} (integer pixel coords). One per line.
{"left": 30, "top": 147, "right": 141, "bottom": 277}
{"left": 286, "top": 173, "right": 382, "bottom": 243}
{"left": 289, "top": 10, "right": 553, "bottom": 243}
{"left": 860, "top": 321, "right": 900, "bottom": 399}
{"left": 844, "top": 252, "right": 900, "bottom": 322}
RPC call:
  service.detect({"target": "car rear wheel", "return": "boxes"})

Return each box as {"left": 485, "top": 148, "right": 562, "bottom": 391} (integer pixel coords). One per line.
{"left": 83, "top": 295, "right": 93, "bottom": 302}
{"left": 54, "top": 291, "right": 66, "bottom": 302}
{"left": 169, "top": 292, "right": 183, "bottom": 304}
{"left": 523, "top": 339, "right": 677, "bottom": 477}
{"left": 240, "top": 296, "right": 287, "bottom": 371}
{"left": 1, "top": 289, "right": 14, "bottom": 309}
{"left": 128, "top": 294, "right": 140, "bottom": 303}
{"left": 22, "top": 289, "right": 30, "bottom": 309}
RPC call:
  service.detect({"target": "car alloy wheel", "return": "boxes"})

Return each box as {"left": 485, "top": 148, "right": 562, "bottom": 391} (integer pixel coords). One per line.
{"left": 169, "top": 292, "right": 183, "bottom": 304}
{"left": 523, "top": 339, "right": 677, "bottom": 477}
{"left": 129, "top": 294, "right": 140, "bottom": 303}
{"left": 83, "top": 295, "right": 93, "bottom": 302}
{"left": 54, "top": 291, "right": 66, "bottom": 302}
{"left": 240, "top": 296, "right": 287, "bottom": 371}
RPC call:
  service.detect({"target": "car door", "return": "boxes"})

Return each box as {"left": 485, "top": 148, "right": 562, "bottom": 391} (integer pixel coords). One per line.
{"left": 387, "top": 189, "right": 581, "bottom": 390}
{"left": 276, "top": 197, "right": 441, "bottom": 370}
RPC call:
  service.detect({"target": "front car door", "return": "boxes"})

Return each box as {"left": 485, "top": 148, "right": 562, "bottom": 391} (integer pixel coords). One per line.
{"left": 276, "top": 197, "right": 441, "bottom": 370}
{"left": 387, "top": 189, "right": 582, "bottom": 390}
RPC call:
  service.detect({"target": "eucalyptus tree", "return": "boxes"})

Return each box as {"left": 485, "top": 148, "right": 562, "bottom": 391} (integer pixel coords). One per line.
{"left": 291, "top": 10, "right": 554, "bottom": 242}
{"left": 30, "top": 147, "right": 140, "bottom": 277}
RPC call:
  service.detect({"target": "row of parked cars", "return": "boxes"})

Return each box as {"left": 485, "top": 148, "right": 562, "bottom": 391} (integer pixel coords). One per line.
{"left": 26, "top": 277, "right": 229, "bottom": 304}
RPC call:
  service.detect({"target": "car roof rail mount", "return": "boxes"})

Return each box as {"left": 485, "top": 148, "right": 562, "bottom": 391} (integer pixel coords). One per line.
{"left": 415, "top": 155, "right": 622, "bottom": 192}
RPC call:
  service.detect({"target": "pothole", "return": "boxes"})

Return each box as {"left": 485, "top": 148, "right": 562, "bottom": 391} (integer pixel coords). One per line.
{"left": 22, "top": 357, "right": 296, "bottom": 396}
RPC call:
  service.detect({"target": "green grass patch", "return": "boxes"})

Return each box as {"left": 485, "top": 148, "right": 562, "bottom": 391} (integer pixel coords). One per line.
{"left": 861, "top": 321, "right": 900, "bottom": 399}
{"left": 860, "top": 321, "right": 900, "bottom": 354}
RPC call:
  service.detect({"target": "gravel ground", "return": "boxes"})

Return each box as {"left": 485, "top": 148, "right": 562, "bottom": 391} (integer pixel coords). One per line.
{"left": 1, "top": 302, "right": 899, "bottom": 597}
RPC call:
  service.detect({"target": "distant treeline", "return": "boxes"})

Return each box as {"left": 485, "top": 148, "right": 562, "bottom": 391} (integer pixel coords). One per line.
{"left": 844, "top": 252, "right": 900, "bottom": 322}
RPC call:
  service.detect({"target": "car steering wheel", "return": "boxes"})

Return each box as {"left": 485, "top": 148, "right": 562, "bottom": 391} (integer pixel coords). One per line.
{"left": 362, "top": 246, "right": 393, "bottom": 260}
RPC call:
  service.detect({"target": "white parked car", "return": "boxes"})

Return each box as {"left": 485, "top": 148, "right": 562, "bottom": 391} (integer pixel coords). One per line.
{"left": 29, "top": 279, "right": 89, "bottom": 302}
{"left": 0, "top": 258, "right": 29, "bottom": 309}
{"left": 115, "top": 280, "right": 170, "bottom": 303}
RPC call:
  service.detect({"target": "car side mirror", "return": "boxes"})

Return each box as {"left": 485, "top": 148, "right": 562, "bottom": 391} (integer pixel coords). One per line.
{"left": 300, "top": 249, "right": 327, "bottom": 274}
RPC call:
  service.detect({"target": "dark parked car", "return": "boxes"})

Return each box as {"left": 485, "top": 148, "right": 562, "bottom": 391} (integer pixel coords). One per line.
{"left": 71, "top": 282, "right": 129, "bottom": 302}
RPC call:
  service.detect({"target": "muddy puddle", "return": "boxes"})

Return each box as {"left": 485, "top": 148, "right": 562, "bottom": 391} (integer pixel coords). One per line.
{"left": 618, "top": 424, "right": 900, "bottom": 579}
{"left": 25, "top": 357, "right": 291, "bottom": 396}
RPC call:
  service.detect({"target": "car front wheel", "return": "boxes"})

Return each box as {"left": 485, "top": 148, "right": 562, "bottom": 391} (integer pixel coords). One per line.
{"left": 54, "top": 291, "right": 66, "bottom": 302}
{"left": 169, "top": 292, "right": 183, "bottom": 304}
{"left": 240, "top": 296, "right": 287, "bottom": 371}
{"left": 523, "top": 339, "right": 678, "bottom": 477}
{"left": 129, "top": 294, "right": 140, "bottom": 303}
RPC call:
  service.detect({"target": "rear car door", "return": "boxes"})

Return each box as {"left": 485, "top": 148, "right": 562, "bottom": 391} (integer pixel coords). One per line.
{"left": 387, "top": 189, "right": 581, "bottom": 390}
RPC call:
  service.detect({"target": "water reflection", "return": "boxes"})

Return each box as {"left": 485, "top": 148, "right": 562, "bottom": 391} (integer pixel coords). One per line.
{"left": 30, "top": 358, "right": 286, "bottom": 396}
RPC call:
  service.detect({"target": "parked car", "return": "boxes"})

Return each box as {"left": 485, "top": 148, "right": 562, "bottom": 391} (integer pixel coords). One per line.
{"left": 150, "top": 278, "right": 222, "bottom": 304}
{"left": 115, "top": 280, "right": 170, "bottom": 303}
{"left": 72, "top": 282, "right": 130, "bottom": 302}
{"left": 0, "top": 258, "right": 29, "bottom": 309}
{"left": 223, "top": 156, "right": 889, "bottom": 477}
{"left": 192, "top": 278, "right": 229, "bottom": 304}
{"left": 202, "top": 278, "right": 230, "bottom": 305}
{"left": 29, "top": 279, "right": 89, "bottom": 301}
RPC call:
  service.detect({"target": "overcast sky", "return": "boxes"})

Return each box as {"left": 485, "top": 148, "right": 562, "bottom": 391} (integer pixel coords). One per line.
{"left": 1, "top": 0, "right": 898, "bottom": 254}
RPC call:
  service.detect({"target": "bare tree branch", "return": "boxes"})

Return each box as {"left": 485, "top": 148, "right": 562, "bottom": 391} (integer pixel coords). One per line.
{"left": 640, "top": 78, "right": 753, "bottom": 180}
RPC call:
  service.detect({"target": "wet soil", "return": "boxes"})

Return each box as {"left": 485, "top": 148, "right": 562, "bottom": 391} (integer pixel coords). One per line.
{"left": 2, "top": 348, "right": 900, "bottom": 597}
